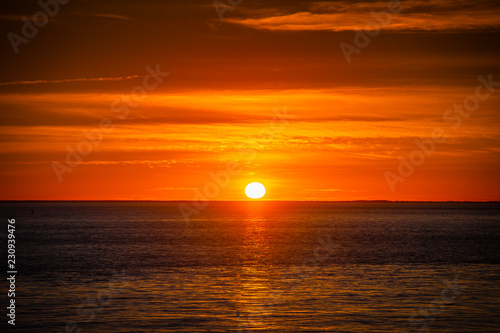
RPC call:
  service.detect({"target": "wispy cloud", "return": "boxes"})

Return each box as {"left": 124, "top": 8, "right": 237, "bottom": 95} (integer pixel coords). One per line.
{"left": 78, "top": 159, "right": 179, "bottom": 166}
{"left": 92, "top": 13, "right": 135, "bottom": 21}
{"left": 0, "top": 75, "right": 141, "bottom": 86}
{"left": 0, "top": 160, "right": 181, "bottom": 166}
{"left": 225, "top": 0, "right": 500, "bottom": 32}
{"left": 304, "top": 188, "right": 344, "bottom": 192}
{"left": 0, "top": 14, "right": 27, "bottom": 21}
{"left": 151, "top": 187, "right": 197, "bottom": 191}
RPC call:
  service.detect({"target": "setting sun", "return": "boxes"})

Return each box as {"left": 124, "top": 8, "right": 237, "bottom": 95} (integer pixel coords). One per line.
{"left": 245, "top": 182, "right": 266, "bottom": 199}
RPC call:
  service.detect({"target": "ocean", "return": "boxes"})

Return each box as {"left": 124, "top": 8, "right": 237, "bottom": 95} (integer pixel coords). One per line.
{"left": 1, "top": 201, "right": 499, "bottom": 332}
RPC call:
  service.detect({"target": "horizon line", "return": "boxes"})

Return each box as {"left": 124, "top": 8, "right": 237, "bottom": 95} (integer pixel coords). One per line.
{"left": 1, "top": 200, "right": 499, "bottom": 203}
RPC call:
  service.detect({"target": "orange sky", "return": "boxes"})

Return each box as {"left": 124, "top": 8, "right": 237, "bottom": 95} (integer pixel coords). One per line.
{"left": 1, "top": 0, "right": 499, "bottom": 201}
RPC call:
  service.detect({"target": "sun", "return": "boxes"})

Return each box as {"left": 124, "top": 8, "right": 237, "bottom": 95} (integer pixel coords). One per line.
{"left": 245, "top": 182, "right": 266, "bottom": 199}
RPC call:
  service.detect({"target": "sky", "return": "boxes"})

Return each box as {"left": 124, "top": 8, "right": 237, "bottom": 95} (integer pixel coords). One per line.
{"left": 0, "top": 0, "right": 499, "bottom": 201}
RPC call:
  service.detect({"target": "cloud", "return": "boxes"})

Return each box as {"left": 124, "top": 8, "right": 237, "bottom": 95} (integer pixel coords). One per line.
{"left": 76, "top": 159, "right": 179, "bottom": 166}
{"left": 225, "top": 0, "right": 500, "bottom": 32}
{"left": 1, "top": 86, "right": 498, "bottom": 128}
{"left": 151, "top": 187, "right": 197, "bottom": 191}
{"left": 0, "top": 75, "right": 141, "bottom": 86}
{"left": 92, "top": 13, "right": 135, "bottom": 20}
{"left": 304, "top": 188, "right": 343, "bottom": 191}
{"left": 0, "top": 14, "right": 27, "bottom": 21}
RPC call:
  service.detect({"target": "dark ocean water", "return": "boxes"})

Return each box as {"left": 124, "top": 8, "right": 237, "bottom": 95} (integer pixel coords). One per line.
{"left": 0, "top": 202, "right": 499, "bottom": 332}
